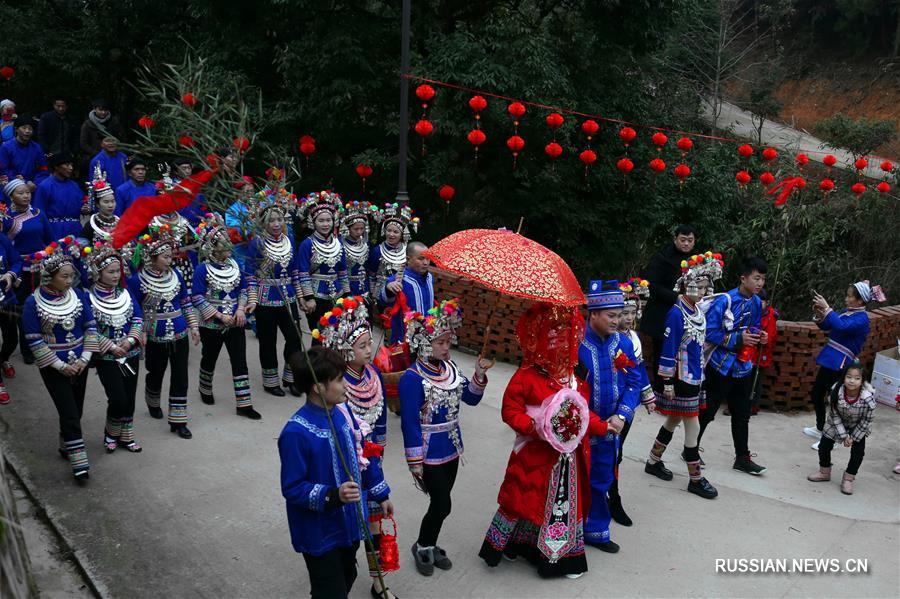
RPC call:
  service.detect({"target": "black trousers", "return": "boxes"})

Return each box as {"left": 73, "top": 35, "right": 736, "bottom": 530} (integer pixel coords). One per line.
{"left": 305, "top": 298, "right": 334, "bottom": 346}
{"left": 40, "top": 366, "right": 89, "bottom": 442}
{"left": 698, "top": 366, "right": 754, "bottom": 457}
{"left": 302, "top": 542, "right": 360, "bottom": 599}
{"left": 200, "top": 327, "right": 248, "bottom": 377}
{"left": 144, "top": 336, "right": 190, "bottom": 424}
{"left": 819, "top": 436, "right": 866, "bottom": 475}
{"left": 418, "top": 457, "right": 460, "bottom": 547}
{"left": 811, "top": 366, "right": 842, "bottom": 431}
{"left": 255, "top": 304, "right": 303, "bottom": 385}
{"left": 95, "top": 356, "right": 140, "bottom": 421}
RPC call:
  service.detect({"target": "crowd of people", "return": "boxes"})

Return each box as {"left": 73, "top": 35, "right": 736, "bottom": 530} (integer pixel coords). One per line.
{"left": 0, "top": 97, "right": 891, "bottom": 599}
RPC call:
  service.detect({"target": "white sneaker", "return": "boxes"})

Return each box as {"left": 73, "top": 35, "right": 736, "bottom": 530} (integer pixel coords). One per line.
{"left": 811, "top": 440, "right": 820, "bottom": 451}
{"left": 565, "top": 572, "right": 585, "bottom": 579}
{"left": 803, "top": 426, "right": 822, "bottom": 439}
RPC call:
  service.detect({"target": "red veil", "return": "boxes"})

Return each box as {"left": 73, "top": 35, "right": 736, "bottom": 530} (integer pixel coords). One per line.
{"left": 515, "top": 303, "right": 585, "bottom": 384}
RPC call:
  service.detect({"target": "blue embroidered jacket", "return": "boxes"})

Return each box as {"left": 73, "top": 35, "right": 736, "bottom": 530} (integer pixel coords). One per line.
{"left": 658, "top": 299, "right": 706, "bottom": 386}
{"left": 380, "top": 269, "right": 434, "bottom": 344}
{"left": 32, "top": 176, "right": 84, "bottom": 239}
{"left": 278, "top": 402, "right": 390, "bottom": 556}
{"left": 579, "top": 328, "right": 641, "bottom": 435}
{"left": 89, "top": 285, "right": 143, "bottom": 361}
{"left": 3, "top": 208, "right": 53, "bottom": 271}
{"left": 705, "top": 288, "right": 763, "bottom": 378}
{"left": 192, "top": 260, "right": 248, "bottom": 330}
{"left": 296, "top": 233, "right": 348, "bottom": 301}
{"left": 815, "top": 307, "right": 870, "bottom": 371}
{"left": 113, "top": 179, "right": 156, "bottom": 216}
{"left": 127, "top": 269, "right": 197, "bottom": 342}
{"left": 22, "top": 287, "right": 98, "bottom": 371}
{"left": 0, "top": 139, "right": 48, "bottom": 190}
{"left": 399, "top": 360, "right": 486, "bottom": 467}
{"left": 341, "top": 236, "right": 370, "bottom": 297}
{"left": 624, "top": 329, "right": 655, "bottom": 404}
{"left": 244, "top": 235, "right": 300, "bottom": 307}
{"left": 346, "top": 364, "right": 388, "bottom": 447}
{"left": 0, "top": 235, "right": 22, "bottom": 305}
{"left": 88, "top": 151, "right": 128, "bottom": 192}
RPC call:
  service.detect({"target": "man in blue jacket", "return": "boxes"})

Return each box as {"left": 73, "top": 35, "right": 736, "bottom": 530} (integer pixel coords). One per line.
{"left": 697, "top": 257, "right": 768, "bottom": 474}
{"left": 113, "top": 157, "right": 155, "bottom": 216}
{"left": 0, "top": 115, "right": 48, "bottom": 196}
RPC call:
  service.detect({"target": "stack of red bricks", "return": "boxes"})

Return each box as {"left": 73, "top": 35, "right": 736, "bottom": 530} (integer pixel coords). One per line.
{"left": 431, "top": 267, "right": 900, "bottom": 412}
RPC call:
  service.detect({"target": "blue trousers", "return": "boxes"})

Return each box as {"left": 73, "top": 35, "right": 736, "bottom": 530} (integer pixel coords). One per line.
{"left": 586, "top": 434, "right": 618, "bottom": 543}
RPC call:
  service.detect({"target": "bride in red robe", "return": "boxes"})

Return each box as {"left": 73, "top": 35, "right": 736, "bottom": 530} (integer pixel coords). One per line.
{"left": 479, "top": 303, "right": 614, "bottom": 579}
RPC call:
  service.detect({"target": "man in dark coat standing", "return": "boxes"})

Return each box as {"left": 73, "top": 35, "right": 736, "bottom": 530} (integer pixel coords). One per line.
{"left": 37, "top": 98, "right": 79, "bottom": 157}
{"left": 639, "top": 224, "right": 696, "bottom": 376}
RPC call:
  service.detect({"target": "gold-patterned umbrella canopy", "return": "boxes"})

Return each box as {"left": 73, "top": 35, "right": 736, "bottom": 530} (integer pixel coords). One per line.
{"left": 423, "top": 228, "right": 585, "bottom": 307}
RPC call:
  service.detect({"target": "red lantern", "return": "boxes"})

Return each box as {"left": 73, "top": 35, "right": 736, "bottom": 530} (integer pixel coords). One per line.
{"left": 851, "top": 182, "right": 866, "bottom": 196}
{"left": 544, "top": 141, "right": 563, "bottom": 158}
{"left": 762, "top": 147, "right": 777, "bottom": 161}
{"left": 760, "top": 171, "right": 775, "bottom": 186}
{"left": 736, "top": 170, "right": 752, "bottom": 186}
{"left": 579, "top": 149, "right": 597, "bottom": 165}
{"left": 880, "top": 160, "right": 894, "bottom": 173}
{"left": 738, "top": 144, "right": 753, "bottom": 158}
{"left": 469, "top": 95, "right": 487, "bottom": 114}
{"left": 299, "top": 134, "right": 316, "bottom": 158}
{"left": 854, "top": 157, "right": 869, "bottom": 171}
{"left": 619, "top": 127, "right": 637, "bottom": 146}
{"left": 378, "top": 517, "right": 401, "bottom": 573}
{"left": 181, "top": 92, "right": 197, "bottom": 107}
{"left": 506, "top": 135, "right": 525, "bottom": 154}
{"left": 137, "top": 115, "right": 156, "bottom": 129}
{"left": 581, "top": 120, "right": 599, "bottom": 138}
{"left": 508, "top": 102, "right": 526, "bottom": 120}
{"left": 546, "top": 113, "right": 564, "bottom": 129}
{"left": 467, "top": 129, "right": 486, "bottom": 147}
{"left": 178, "top": 135, "right": 195, "bottom": 148}
{"left": 616, "top": 157, "right": 634, "bottom": 174}
{"left": 414, "top": 119, "right": 433, "bottom": 137}
{"left": 233, "top": 136, "right": 250, "bottom": 153}
{"left": 649, "top": 158, "right": 666, "bottom": 172}
{"left": 796, "top": 153, "right": 809, "bottom": 167}
{"left": 823, "top": 154, "right": 837, "bottom": 167}
{"left": 819, "top": 178, "right": 835, "bottom": 192}
{"left": 356, "top": 164, "right": 373, "bottom": 179}
{"left": 651, "top": 132, "right": 668, "bottom": 149}
{"left": 677, "top": 137, "right": 693, "bottom": 153}
{"left": 674, "top": 163, "right": 691, "bottom": 180}
{"left": 438, "top": 184, "right": 455, "bottom": 202}
{"left": 415, "top": 84, "right": 435, "bottom": 103}
{"left": 0, "top": 66, "right": 14, "bottom": 80}
{"left": 877, "top": 181, "right": 891, "bottom": 193}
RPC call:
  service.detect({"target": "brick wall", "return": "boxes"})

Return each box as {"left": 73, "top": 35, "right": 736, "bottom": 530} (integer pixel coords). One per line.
{"left": 432, "top": 267, "right": 900, "bottom": 412}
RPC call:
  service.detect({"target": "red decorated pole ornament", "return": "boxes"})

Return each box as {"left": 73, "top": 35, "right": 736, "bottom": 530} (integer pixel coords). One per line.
{"left": 0, "top": 66, "right": 14, "bottom": 80}
{"left": 508, "top": 101, "right": 526, "bottom": 133}
{"left": 880, "top": 160, "right": 894, "bottom": 173}
{"left": 438, "top": 184, "right": 455, "bottom": 203}
{"left": 299, "top": 134, "right": 316, "bottom": 165}
{"left": 854, "top": 157, "right": 868, "bottom": 171}
{"left": 760, "top": 171, "right": 775, "bottom": 186}
{"left": 469, "top": 95, "right": 487, "bottom": 116}
{"left": 851, "top": 182, "right": 866, "bottom": 197}
{"left": 414, "top": 119, "right": 433, "bottom": 156}
{"left": 823, "top": 154, "right": 837, "bottom": 168}
{"left": 762, "top": 147, "right": 777, "bottom": 161}
{"left": 616, "top": 157, "right": 634, "bottom": 174}
{"left": 356, "top": 164, "right": 373, "bottom": 192}
{"left": 676, "top": 137, "right": 693, "bottom": 154}
{"left": 619, "top": 127, "right": 636, "bottom": 148}
{"left": 579, "top": 149, "right": 597, "bottom": 178}
{"left": 651, "top": 132, "right": 668, "bottom": 151}
{"left": 546, "top": 113, "right": 564, "bottom": 130}
{"left": 544, "top": 141, "right": 563, "bottom": 159}
{"left": 819, "top": 178, "right": 835, "bottom": 194}
{"left": 581, "top": 119, "right": 599, "bottom": 140}
{"left": 738, "top": 144, "right": 753, "bottom": 158}
{"left": 138, "top": 115, "right": 156, "bottom": 130}
{"left": 233, "top": 136, "right": 250, "bottom": 153}
{"left": 674, "top": 163, "right": 690, "bottom": 190}
{"left": 735, "top": 170, "right": 752, "bottom": 188}
{"left": 507, "top": 135, "right": 525, "bottom": 169}
{"left": 649, "top": 158, "right": 666, "bottom": 173}
{"left": 795, "top": 153, "right": 809, "bottom": 169}
{"left": 876, "top": 181, "right": 891, "bottom": 193}
{"left": 415, "top": 84, "right": 435, "bottom": 111}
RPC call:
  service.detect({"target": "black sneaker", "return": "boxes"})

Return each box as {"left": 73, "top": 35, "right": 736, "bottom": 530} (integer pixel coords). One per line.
{"left": 733, "top": 454, "right": 766, "bottom": 475}
{"left": 644, "top": 460, "right": 674, "bottom": 481}
{"left": 411, "top": 543, "right": 434, "bottom": 576}
{"left": 687, "top": 477, "right": 718, "bottom": 499}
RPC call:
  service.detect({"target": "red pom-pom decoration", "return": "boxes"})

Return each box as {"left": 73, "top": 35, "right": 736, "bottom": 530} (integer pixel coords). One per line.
{"left": 674, "top": 164, "right": 691, "bottom": 180}
{"left": 616, "top": 157, "right": 634, "bottom": 173}
{"left": 438, "top": 185, "right": 455, "bottom": 202}
{"left": 819, "top": 178, "right": 835, "bottom": 192}
{"left": 233, "top": 136, "right": 250, "bottom": 153}
{"left": 651, "top": 132, "right": 668, "bottom": 148}
{"left": 138, "top": 115, "right": 156, "bottom": 129}
{"left": 544, "top": 141, "right": 563, "bottom": 158}
{"left": 0, "top": 66, "right": 14, "bottom": 80}
{"left": 880, "top": 160, "right": 894, "bottom": 173}
{"left": 579, "top": 149, "right": 597, "bottom": 165}
{"left": 546, "top": 113, "right": 564, "bottom": 129}
{"left": 649, "top": 158, "right": 666, "bottom": 172}
{"left": 414, "top": 119, "right": 433, "bottom": 137}
{"left": 467, "top": 129, "right": 486, "bottom": 146}
{"left": 619, "top": 127, "right": 637, "bottom": 145}
{"left": 469, "top": 95, "right": 487, "bottom": 113}
{"left": 181, "top": 92, "right": 197, "bottom": 107}
{"left": 581, "top": 120, "right": 600, "bottom": 137}
{"left": 796, "top": 153, "right": 809, "bottom": 167}
{"left": 762, "top": 147, "right": 777, "bottom": 161}
{"left": 415, "top": 84, "right": 435, "bottom": 103}
{"left": 823, "top": 154, "right": 837, "bottom": 167}
{"left": 355, "top": 164, "right": 373, "bottom": 179}
{"left": 851, "top": 182, "right": 866, "bottom": 196}
{"left": 854, "top": 157, "right": 869, "bottom": 171}
{"left": 877, "top": 181, "right": 891, "bottom": 193}
{"left": 736, "top": 170, "right": 752, "bottom": 185}
{"left": 738, "top": 144, "right": 753, "bottom": 158}
{"left": 178, "top": 135, "right": 195, "bottom": 148}
{"left": 506, "top": 135, "right": 525, "bottom": 154}
{"left": 760, "top": 171, "right": 775, "bottom": 186}
{"left": 508, "top": 102, "right": 526, "bottom": 119}
{"left": 677, "top": 137, "right": 694, "bottom": 152}
{"left": 299, "top": 135, "right": 316, "bottom": 157}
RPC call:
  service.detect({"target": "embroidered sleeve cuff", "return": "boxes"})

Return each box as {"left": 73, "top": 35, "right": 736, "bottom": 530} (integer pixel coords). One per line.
{"left": 640, "top": 386, "right": 656, "bottom": 404}
{"left": 98, "top": 336, "right": 116, "bottom": 354}
{"left": 183, "top": 306, "right": 199, "bottom": 329}
{"left": 368, "top": 480, "right": 390, "bottom": 503}
{"left": 657, "top": 364, "right": 675, "bottom": 378}
{"left": 618, "top": 404, "right": 635, "bottom": 423}
{"left": 470, "top": 373, "right": 487, "bottom": 392}
{"left": 192, "top": 296, "right": 218, "bottom": 321}
{"left": 307, "top": 483, "right": 329, "bottom": 512}
{"left": 405, "top": 447, "right": 424, "bottom": 466}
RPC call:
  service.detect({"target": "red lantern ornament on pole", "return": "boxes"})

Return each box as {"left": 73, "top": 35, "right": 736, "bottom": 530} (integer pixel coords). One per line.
{"left": 415, "top": 84, "right": 435, "bottom": 112}
{"left": 414, "top": 119, "right": 433, "bottom": 156}
{"left": 582, "top": 119, "right": 599, "bottom": 140}
{"left": 580, "top": 120, "right": 600, "bottom": 179}
{"left": 819, "top": 178, "right": 835, "bottom": 195}
{"left": 356, "top": 164, "right": 373, "bottom": 192}
{"left": 0, "top": 66, "right": 14, "bottom": 80}
{"left": 616, "top": 157, "right": 634, "bottom": 175}
{"left": 851, "top": 182, "right": 866, "bottom": 197}
{"left": 299, "top": 135, "right": 316, "bottom": 166}
{"left": 674, "top": 163, "right": 691, "bottom": 190}
{"left": 467, "top": 95, "right": 487, "bottom": 163}
{"left": 880, "top": 160, "right": 894, "bottom": 174}
{"left": 876, "top": 181, "right": 891, "bottom": 193}
{"left": 546, "top": 112, "right": 564, "bottom": 131}
{"left": 823, "top": 154, "right": 837, "bottom": 169}
{"left": 438, "top": 184, "right": 455, "bottom": 203}
{"left": 507, "top": 135, "right": 525, "bottom": 169}
{"left": 761, "top": 147, "right": 777, "bottom": 162}
{"left": 738, "top": 144, "right": 754, "bottom": 158}
{"left": 676, "top": 137, "right": 693, "bottom": 155}
{"left": 544, "top": 141, "right": 563, "bottom": 159}
{"left": 579, "top": 149, "right": 597, "bottom": 178}
{"left": 759, "top": 171, "right": 775, "bottom": 187}
{"left": 651, "top": 132, "right": 668, "bottom": 152}
{"left": 649, "top": 157, "right": 666, "bottom": 173}
{"left": 619, "top": 127, "right": 636, "bottom": 149}
{"left": 795, "top": 153, "right": 809, "bottom": 170}
{"left": 508, "top": 102, "right": 526, "bottom": 126}
{"left": 854, "top": 157, "right": 869, "bottom": 172}
{"left": 735, "top": 170, "right": 752, "bottom": 188}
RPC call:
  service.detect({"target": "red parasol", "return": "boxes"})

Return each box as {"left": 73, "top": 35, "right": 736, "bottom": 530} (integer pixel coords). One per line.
{"left": 424, "top": 228, "right": 585, "bottom": 307}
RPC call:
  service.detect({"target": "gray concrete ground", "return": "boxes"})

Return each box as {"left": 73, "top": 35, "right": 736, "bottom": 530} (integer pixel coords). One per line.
{"left": 1, "top": 333, "right": 898, "bottom": 598}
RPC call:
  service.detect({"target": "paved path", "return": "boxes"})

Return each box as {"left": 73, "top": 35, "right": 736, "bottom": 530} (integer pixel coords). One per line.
{"left": 1, "top": 333, "right": 898, "bottom": 598}
{"left": 701, "top": 98, "right": 898, "bottom": 181}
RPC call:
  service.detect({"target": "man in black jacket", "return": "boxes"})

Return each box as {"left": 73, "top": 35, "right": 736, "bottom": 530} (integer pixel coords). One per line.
{"left": 37, "top": 98, "right": 79, "bottom": 157}
{"left": 639, "top": 224, "right": 696, "bottom": 376}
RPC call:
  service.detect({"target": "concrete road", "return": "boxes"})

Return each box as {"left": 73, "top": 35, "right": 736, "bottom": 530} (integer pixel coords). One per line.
{"left": 1, "top": 334, "right": 898, "bottom": 598}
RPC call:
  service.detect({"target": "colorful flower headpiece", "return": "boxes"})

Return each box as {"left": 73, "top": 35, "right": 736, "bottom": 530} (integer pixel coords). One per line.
{"left": 299, "top": 190, "right": 342, "bottom": 229}
{"left": 27, "top": 235, "right": 82, "bottom": 281}
{"left": 195, "top": 213, "right": 232, "bottom": 260}
{"left": 84, "top": 241, "right": 124, "bottom": 282}
{"left": 619, "top": 277, "right": 650, "bottom": 302}
{"left": 374, "top": 202, "right": 419, "bottom": 242}
{"left": 338, "top": 200, "right": 377, "bottom": 239}
{"left": 311, "top": 296, "right": 370, "bottom": 361}
{"left": 135, "top": 223, "right": 176, "bottom": 267}
{"left": 253, "top": 185, "right": 298, "bottom": 221}
{"left": 404, "top": 298, "right": 462, "bottom": 359}
{"left": 675, "top": 250, "right": 724, "bottom": 294}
